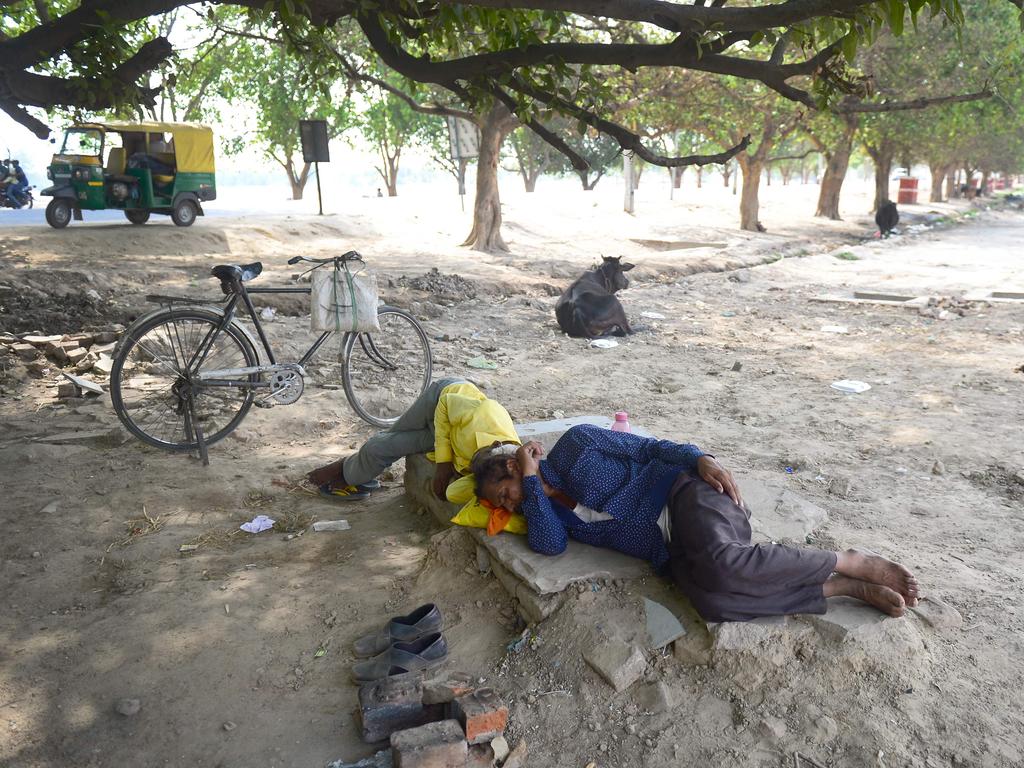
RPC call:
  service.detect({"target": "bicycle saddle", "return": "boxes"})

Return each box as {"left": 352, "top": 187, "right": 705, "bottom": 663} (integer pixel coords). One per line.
{"left": 211, "top": 262, "right": 263, "bottom": 282}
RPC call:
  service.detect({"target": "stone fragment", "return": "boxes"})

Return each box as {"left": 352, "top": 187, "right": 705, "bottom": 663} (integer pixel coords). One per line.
{"left": 94, "top": 330, "right": 121, "bottom": 344}
{"left": 671, "top": 631, "right": 713, "bottom": 667}
{"left": 115, "top": 698, "right": 141, "bottom": 717}
{"left": 644, "top": 598, "right": 686, "bottom": 649}
{"left": 62, "top": 372, "right": 104, "bottom": 395}
{"left": 66, "top": 347, "right": 88, "bottom": 365}
{"left": 92, "top": 354, "right": 114, "bottom": 376}
{"left": 490, "top": 735, "right": 510, "bottom": 763}
{"left": 634, "top": 682, "right": 674, "bottom": 714}
{"left": 23, "top": 335, "right": 63, "bottom": 346}
{"left": 45, "top": 342, "right": 69, "bottom": 365}
{"left": 932, "top": 460, "right": 946, "bottom": 476}
{"left": 390, "top": 720, "right": 467, "bottom": 768}
{"left": 27, "top": 360, "right": 51, "bottom": 376}
{"left": 11, "top": 343, "right": 39, "bottom": 360}
{"left": 757, "top": 715, "right": 787, "bottom": 740}
{"left": 731, "top": 361, "right": 743, "bottom": 372}
{"left": 502, "top": 740, "right": 528, "bottom": 768}
{"left": 584, "top": 638, "right": 647, "bottom": 692}
{"left": 912, "top": 597, "right": 963, "bottom": 631}
{"left": 450, "top": 688, "right": 508, "bottom": 745}
{"left": 827, "top": 475, "right": 852, "bottom": 498}
{"left": 57, "top": 383, "right": 81, "bottom": 399}
{"left": 326, "top": 750, "right": 393, "bottom": 768}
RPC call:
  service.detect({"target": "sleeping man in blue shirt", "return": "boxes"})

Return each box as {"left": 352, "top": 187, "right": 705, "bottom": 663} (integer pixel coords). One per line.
{"left": 471, "top": 424, "right": 919, "bottom": 622}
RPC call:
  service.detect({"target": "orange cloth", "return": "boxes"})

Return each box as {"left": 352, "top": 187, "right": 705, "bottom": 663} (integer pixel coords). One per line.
{"left": 481, "top": 499, "right": 514, "bottom": 536}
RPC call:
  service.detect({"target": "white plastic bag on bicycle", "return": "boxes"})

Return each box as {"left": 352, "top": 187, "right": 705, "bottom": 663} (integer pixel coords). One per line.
{"left": 310, "top": 263, "right": 380, "bottom": 333}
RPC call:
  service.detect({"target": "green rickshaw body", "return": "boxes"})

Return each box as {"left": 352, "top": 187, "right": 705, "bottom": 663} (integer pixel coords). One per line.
{"left": 40, "top": 120, "right": 216, "bottom": 228}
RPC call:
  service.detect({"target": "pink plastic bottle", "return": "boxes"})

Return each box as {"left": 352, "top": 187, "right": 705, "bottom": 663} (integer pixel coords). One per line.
{"left": 610, "top": 411, "right": 631, "bottom": 432}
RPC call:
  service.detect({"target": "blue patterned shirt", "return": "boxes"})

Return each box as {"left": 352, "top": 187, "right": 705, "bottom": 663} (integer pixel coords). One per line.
{"left": 521, "top": 424, "right": 704, "bottom": 571}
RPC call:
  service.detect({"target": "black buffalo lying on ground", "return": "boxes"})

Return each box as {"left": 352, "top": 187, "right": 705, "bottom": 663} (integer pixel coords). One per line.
{"left": 555, "top": 256, "right": 635, "bottom": 338}
{"left": 876, "top": 200, "right": 899, "bottom": 238}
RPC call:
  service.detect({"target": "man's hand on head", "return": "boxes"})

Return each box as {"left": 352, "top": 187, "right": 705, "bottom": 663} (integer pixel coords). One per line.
{"left": 432, "top": 462, "right": 455, "bottom": 499}
{"left": 697, "top": 455, "right": 744, "bottom": 508}
{"left": 516, "top": 441, "right": 544, "bottom": 477}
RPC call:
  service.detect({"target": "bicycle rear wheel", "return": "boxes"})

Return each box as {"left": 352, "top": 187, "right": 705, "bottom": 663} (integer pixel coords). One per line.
{"left": 341, "top": 305, "right": 432, "bottom": 428}
{"left": 110, "top": 308, "right": 258, "bottom": 451}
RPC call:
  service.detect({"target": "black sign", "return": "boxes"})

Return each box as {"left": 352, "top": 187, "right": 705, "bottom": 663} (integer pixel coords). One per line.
{"left": 299, "top": 119, "right": 330, "bottom": 163}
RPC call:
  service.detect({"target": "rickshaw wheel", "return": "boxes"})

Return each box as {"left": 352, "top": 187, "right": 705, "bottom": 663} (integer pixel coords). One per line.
{"left": 126, "top": 209, "right": 150, "bottom": 225}
{"left": 171, "top": 199, "right": 197, "bottom": 227}
{"left": 45, "top": 198, "right": 72, "bottom": 229}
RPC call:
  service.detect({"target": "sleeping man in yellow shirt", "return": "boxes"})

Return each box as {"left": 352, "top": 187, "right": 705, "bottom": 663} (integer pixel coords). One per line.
{"left": 307, "top": 378, "right": 527, "bottom": 533}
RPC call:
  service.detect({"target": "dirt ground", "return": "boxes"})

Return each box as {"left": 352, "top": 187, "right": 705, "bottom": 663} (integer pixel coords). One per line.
{"left": 1, "top": 177, "right": 1023, "bottom": 768}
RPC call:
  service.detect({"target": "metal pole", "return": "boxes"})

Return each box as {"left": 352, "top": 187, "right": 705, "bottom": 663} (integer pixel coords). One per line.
{"left": 315, "top": 161, "right": 323, "bottom": 215}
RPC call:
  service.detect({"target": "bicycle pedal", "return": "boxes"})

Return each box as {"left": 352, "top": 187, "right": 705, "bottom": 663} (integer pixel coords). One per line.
{"left": 253, "top": 399, "right": 275, "bottom": 409}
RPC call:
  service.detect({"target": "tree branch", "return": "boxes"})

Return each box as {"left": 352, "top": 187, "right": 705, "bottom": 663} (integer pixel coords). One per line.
{"left": 439, "top": 0, "right": 876, "bottom": 33}
{"left": 767, "top": 147, "right": 819, "bottom": 162}
{"left": 834, "top": 89, "right": 992, "bottom": 113}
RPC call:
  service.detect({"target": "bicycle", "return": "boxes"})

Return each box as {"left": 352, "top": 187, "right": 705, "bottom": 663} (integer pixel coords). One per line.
{"left": 109, "top": 252, "right": 432, "bottom": 464}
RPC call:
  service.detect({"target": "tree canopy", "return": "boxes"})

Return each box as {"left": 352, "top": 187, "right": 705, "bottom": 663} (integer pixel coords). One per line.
{"left": 3, "top": 0, "right": 1022, "bottom": 173}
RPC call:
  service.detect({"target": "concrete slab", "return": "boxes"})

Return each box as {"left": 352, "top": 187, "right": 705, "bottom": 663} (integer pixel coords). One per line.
{"left": 732, "top": 470, "right": 829, "bottom": 543}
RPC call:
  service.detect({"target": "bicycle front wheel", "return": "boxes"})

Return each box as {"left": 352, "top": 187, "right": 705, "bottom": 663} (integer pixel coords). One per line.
{"left": 341, "top": 306, "right": 432, "bottom": 428}
{"left": 110, "top": 308, "right": 258, "bottom": 451}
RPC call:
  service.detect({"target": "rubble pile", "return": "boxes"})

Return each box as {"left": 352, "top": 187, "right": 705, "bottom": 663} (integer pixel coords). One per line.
{"left": 1, "top": 325, "right": 124, "bottom": 396}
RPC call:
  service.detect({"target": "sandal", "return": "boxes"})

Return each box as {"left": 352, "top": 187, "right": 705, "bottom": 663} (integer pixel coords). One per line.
{"left": 351, "top": 632, "right": 449, "bottom": 683}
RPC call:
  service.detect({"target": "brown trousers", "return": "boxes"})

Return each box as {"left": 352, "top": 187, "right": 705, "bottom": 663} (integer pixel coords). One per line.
{"left": 666, "top": 472, "right": 837, "bottom": 622}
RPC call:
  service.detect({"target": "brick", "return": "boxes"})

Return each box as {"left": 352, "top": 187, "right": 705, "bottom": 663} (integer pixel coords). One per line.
{"left": 57, "top": 382, "right": 81, "bottom": 399}
{"left": 391, "top": 719, "right": 467, "bottom": 768}
{"left": 450, "top": 688, "right": 508, "bottom": 745}
{"left": 583, "top": 639, "right": 646, "bottom": 692}
{"left": 11, "top": 343, "right": 39, "bottom": 360}
{"left": 66, "top": 347, "right": 88, "bottom": 364}
{"left": 23, "top": 334, "right": 63, "bottom": 346}
{"left": 357, "top": 671, "right": 429, "bottom": 743}
{"left": 422, "top": 672, "right": 475, "bottom": 706}
{"left": 466, "top": 744, "right": 495, "bottom": 768}
{"left": 45, "top": 342, "right": 69, "bottom": 365}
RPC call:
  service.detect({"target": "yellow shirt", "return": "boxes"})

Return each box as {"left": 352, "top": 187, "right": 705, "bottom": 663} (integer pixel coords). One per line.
{"left": 430, "top": 382, "right": 519, "bottom": 474}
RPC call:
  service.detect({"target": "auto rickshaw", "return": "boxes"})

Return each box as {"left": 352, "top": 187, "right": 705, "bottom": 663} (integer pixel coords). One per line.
{"left": 41, "top": 120, "right": 216, "bottom": 228}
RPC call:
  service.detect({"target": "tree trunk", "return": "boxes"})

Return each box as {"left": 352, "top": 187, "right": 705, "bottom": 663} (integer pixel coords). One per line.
{"left": 722, "top": 163, "right": 732, "bottom": 187}
{"left": 980, "top": 170, "right": 991, "bottom": 196}
{"left": 800, "top": 162, "right": 809, "bottom": 184}
{"left": 945, "top": 170, "right": 956, "bottom": 200}
{"left": 815, "top": 117, "right": 858, "bottom": 220}
{"left": 781, "top": 167, "right": 792, "bottom": 185}
{"left": 929, "top": 164, "right": 947, "bottom": 203}
{"left": 463, "top": 101, "right": 517, "bottom": 252}
{"left": 524, "top": 174, "right": 538, "bottom": 193}
{"left": 869, "top": 147, "right": 894, "bottom": 213}
{"left": 672, "top": 166, "right": 684, "bottom": 189}
{"left": 696, "top": 167, "right": 703, "bottom": 188}
{"left": 765, "top": 165, "right": 772, "bottom": 186}
{"left": 738, "top": 157, "right": 765, "bottom": 232}
{"left": 285, "top": 158, "right": 311, "bottom": 200}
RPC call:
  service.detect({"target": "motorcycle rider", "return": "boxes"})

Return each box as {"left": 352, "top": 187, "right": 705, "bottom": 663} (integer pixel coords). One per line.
{"left": 5, "top": 160, "right": 29, "bottom": 207}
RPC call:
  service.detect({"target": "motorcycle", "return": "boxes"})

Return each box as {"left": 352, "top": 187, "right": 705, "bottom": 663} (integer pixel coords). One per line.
{"left": 1, "top": 155, "right": 34, "bottom": 209}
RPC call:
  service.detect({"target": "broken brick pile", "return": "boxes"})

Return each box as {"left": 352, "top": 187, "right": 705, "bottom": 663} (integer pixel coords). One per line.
{"left": 354, "top": 671, "right": 524, "bottom": 768}
{"left": 1, "top": 327, "right": 123, "bottom": 396}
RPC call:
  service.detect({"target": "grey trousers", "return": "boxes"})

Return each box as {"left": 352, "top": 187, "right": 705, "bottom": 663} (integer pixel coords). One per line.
{"left": 342, "top": 377, "right": 467, "bottom": 487}
{"left": 667, "top": 472, "right": 838, "bottom": 622}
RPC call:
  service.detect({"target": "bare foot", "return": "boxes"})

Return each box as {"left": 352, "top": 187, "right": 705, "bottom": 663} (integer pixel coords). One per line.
{"left": 835, "top": 548, "right": 920, "bottom": 607}
{"left": 824, "top": 575, "right": 907, "bottom": 617}
{"left": 307, "top": 458, "right": 346, "bottom": 487}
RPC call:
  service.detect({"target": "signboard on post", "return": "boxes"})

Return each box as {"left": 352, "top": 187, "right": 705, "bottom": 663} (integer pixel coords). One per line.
{"left": 299, "top": 119, "right": 329, "bottom": 215}
{"left": 445, "top": 116, "right": 480, "bottom": 209}
{"left": 445, "top": 116, "right": 480, "bottom": 162}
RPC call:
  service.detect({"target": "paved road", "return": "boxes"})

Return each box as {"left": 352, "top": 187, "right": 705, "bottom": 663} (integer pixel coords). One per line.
{"left": 0, "top": 204, "right": 243, "bottom": 226}
{"left": 770, "top": 213, "right": 1024, "bottom": 296}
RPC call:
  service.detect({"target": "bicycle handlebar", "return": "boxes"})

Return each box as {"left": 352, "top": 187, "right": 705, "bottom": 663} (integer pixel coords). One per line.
{"left": 287, "top": 251, "right": 362, "bottom": 266}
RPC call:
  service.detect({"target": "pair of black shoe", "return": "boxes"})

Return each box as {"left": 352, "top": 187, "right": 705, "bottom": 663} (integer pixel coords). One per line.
{"left": 351, "top": 603, "right": 449, "bottom": 684}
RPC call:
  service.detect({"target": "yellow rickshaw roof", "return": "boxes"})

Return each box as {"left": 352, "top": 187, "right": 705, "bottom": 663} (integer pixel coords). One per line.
{"left": 73, "top": 121, "right": 215, "bottom": 174}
